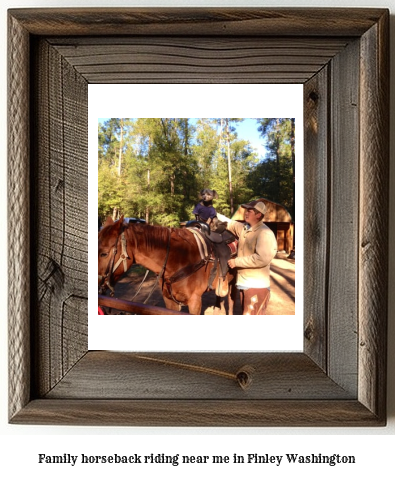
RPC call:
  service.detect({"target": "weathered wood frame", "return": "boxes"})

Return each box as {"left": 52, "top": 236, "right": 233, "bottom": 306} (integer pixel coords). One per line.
{"left": 8, "top": 8, "right": 389, "bottom": 426}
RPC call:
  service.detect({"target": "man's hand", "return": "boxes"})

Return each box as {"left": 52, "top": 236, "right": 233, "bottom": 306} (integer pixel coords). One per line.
{"left": 228, "top": 259, "right": 236, "bottom": 268}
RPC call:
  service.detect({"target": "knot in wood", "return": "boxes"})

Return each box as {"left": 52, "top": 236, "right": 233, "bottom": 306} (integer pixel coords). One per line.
{"left": 308, "top": 90, "right": 319, "bottom": 103}
{"left": 236, "top": 365, "right": 255, "bottom": 390}
{"left": 304, "top": 322, "right": 314, "bottom": 341}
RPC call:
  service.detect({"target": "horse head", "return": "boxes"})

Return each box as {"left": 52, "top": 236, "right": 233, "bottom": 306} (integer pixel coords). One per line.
{"left": 98, "top": 215, "right": 134, "bottom": 295}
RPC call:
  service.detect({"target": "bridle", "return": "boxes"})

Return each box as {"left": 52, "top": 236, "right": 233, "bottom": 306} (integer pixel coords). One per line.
{"left": 98, "top": 227, "right": 172, "bottom": 300}
{"left": 98, "top": 231, "right": 130, "bottom": 296}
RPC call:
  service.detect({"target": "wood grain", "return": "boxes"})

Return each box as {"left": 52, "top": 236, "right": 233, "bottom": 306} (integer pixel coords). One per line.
{"left": 7, "top": 7, "right": 389, "bottom": 426}
{"left": 358, "top": 12, "right": 389, "bottom": 418}
{"left": 303, "top": 67, "right": 330, "bottom": 370}
{"left": 327, "top": 39, "right": 360, "bottom": 395}
{"left": 11, "top": 399, "right": 383, "bottom": 427}
{"left": 30, "top": 39, "right": 88, "bottom": 397}
{"left": 46, "top": 352, "right": 354, "bottom": 400}
{"left": 8, "top": 12, "right": 31, "bottom": 421}
{"left": 8, "top": 8, "right": 387, "bottom": 37}
{"left": 49, "top": 37, "right": 350, "bottom": 84}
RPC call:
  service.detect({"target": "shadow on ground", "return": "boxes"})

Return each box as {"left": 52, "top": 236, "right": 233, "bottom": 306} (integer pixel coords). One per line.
{"left": 110, "top": 252, "right": 295, "bottom": 315}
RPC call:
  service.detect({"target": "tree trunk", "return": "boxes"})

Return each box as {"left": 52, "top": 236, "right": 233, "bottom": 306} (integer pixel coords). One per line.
{"left": 118, "top": 118, "right": 123, "bottom": 176}
{"left": 170, "top": 174, "right": 175, "bottom": 196}
{"left": 225, "top": 119, "right": 234, "bottom": 215}
{"left": 112, "top": 207, "right": 118, "bottom": 221}
{"left": 146, "top": 168, "right": 150, "bottom": 223}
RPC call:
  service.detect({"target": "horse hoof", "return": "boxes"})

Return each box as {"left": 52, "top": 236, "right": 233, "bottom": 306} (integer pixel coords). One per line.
{"left": 204, "top": 306, "right": 226, "bottom": 315}
{"left": 214, "top": 306, "right": 226, "bottom": 315}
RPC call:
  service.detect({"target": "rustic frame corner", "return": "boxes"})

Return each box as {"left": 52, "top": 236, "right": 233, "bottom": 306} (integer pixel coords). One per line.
{"left": 8, "top": 7, "right": 389, "bottom": 426}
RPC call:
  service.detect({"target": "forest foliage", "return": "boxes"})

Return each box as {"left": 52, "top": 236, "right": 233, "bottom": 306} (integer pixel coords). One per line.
{"left": 98, "top": 118, "right": 295, "bottom": 227}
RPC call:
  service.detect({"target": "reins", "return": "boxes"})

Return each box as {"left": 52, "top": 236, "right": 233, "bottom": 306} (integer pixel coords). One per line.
{"left": 163, "top": 258, "right": 209, "bottom": 306}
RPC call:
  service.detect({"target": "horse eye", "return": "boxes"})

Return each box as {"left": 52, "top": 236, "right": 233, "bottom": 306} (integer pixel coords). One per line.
{"left": 100, "top": 252, "right": 109, "bottom": 258}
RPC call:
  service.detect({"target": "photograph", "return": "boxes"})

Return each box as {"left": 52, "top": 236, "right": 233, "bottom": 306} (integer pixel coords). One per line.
{"left": 97, "top": 117, "right": 296, "bottom": 317}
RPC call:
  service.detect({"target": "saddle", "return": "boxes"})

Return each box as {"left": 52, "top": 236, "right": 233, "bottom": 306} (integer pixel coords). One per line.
{"left": 186, "top": 220, "right": 236, "bottom": 247}
{"left": 186, "top": 220, "right": 238, "bottom": 297}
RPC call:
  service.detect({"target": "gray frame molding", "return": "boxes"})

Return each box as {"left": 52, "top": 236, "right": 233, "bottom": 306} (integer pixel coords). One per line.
{"left": 8, "top": 8, "right": 389, "bottom": 426}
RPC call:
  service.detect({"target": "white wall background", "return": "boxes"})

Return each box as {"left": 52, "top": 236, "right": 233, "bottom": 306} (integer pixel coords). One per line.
{"left": 1, "top": 0, "right": 394, "bottom": 476}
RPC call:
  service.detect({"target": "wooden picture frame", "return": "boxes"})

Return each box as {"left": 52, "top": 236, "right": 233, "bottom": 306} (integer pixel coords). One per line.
{"left": 8, "top": 8, "right": 389, "bottom": 426}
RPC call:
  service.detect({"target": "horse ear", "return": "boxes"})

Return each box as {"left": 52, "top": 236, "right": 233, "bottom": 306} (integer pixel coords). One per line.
{"left": 213, "top": 190, "right": 219, "bottom": 199}
{"left": 113, "top": 215, "right": 125, "bottom": 233}
{"left": 103, "top": 216, "right": 114, "bottom": 228}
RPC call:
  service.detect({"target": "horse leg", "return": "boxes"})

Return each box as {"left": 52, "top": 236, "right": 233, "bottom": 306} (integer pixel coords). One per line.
{"left": 187, "top": 293, "right": 202, "bottom": 315}
{"left": 163, "top": 295, "right": 182, "bottom": 312}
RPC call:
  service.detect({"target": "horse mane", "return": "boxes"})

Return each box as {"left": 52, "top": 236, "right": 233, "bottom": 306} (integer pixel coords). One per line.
{"left": 141, "top": 224, "right": 169, "bottom": 249}
{"left": 126, "top": 223, "right": 194, "bottom": 250}
{"left": 99, "top": 221, "right": 194, "bottom": 252}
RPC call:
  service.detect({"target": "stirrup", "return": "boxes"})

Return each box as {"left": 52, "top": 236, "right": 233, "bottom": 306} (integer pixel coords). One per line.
{"left": 215, "top": 277, "right": 229, "bottom": 297}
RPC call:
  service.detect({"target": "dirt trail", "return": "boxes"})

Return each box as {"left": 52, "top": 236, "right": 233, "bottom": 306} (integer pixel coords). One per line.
{"left": 109, "top": 251, "right": 295, "bottom": 315}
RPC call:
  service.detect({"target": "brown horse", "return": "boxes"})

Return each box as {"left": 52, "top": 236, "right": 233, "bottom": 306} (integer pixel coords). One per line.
{"left": 98, "top": 216, "right": 236, "bottom": 315}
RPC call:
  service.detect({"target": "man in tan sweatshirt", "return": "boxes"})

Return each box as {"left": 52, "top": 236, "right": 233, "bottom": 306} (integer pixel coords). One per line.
{"left": 217, "top": 200, "right": 277, "bottom": 315}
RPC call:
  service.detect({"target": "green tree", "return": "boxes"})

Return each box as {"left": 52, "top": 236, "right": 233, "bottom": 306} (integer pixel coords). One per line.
{"left": 98, "top": 118, "right": 130, "bottom": 220}
{"left": 98, "top": 117, "right": 264, "bottom": 225}
{"left": 192, "top": 118, "right": 257, "bottom": 217}
{"left": 120, "top": 118, "right": 198, "bottom": 226}
{"left": 216, "top": 118, "right": 244, "bottom": 215}
{"left": 248, "top": 118, "right": 294, "bottom": 216}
